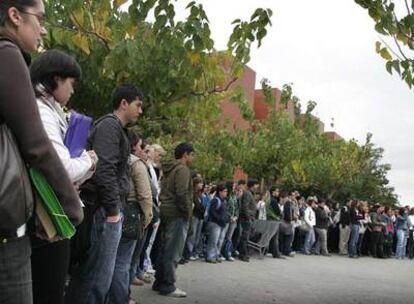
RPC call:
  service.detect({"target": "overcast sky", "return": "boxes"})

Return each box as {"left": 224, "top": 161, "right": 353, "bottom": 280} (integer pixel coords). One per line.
{"left": 126, "top": 0, "right": 414, "bottom": 204}
{"left": 177, "top": 0, "right": 414, "bottom": 204}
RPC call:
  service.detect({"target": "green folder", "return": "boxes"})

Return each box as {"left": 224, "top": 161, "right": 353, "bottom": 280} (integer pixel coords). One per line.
{"left": 29, "top": 168, "right": 76, "bottom": 239}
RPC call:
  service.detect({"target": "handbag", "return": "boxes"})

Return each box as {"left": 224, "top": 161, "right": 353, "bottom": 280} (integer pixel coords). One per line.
{"left": 122, "top": 200, "right": 143, "bottom": 240}
{"left": 29, "top": 167, "right": 76, "bottom": 239}
{"left": 299, "top": 220, "right": 311, "bottom": 232}
{"left": 0, "top": 121, "right": 34, "bottom": 232}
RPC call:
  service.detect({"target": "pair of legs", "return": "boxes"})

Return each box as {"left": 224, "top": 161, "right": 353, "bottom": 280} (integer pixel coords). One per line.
{"left": 153, "top": 218, "right": 189, "bottom": 295}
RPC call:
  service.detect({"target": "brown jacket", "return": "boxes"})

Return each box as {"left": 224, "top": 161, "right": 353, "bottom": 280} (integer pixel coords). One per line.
{"left": 0, "top": 37, "right": 83, "bottom": 226}
{"left": 127, "top": 155, "right": 153, "bottom": 228}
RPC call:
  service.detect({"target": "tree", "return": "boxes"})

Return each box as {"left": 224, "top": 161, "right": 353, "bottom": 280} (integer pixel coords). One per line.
{"left": 43, "top": 0, "right": 272, "bottom": 179}
{"left": 355, "top": 0, "right": 414, "bottom": 88}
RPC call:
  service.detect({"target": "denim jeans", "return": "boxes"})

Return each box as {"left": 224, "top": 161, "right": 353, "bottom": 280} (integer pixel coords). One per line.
{"left": 185, "top": 217, "right": 203, "bottom": 258}
{"left": 348, "top": 224, "right": 360, "bottom": 257}
{"left": 217, "top": 223, "right": 229, "bottom": 257}
{"left": 396, "top": 229, "right": 408, "bottom": 258}
{"left": 107, "top": 238, "right": 137, "bottom": 304}
{"left": 206, "top": 221, "right": 222, "bottom": 261}
{"left": 65, "top": 207, "right": 123, "bottom": 304}
{"left": 0, "top": 236, "right": 32, "bottom": 304}
{"left": 314, "top": 228, "right": 329, "bottom": 255}
{"left": 153, "top": 218, "right": 189, "bottom": 294}
{"left": 222, "top": 222, "right": 237, "bottom": 258}
{"left": 129, "top": 228, "right": 148, "bottom": 282}
{"left": 303, "top": 228, "right": 315, "bottom": 254}
{"left": 144, "top": 220, "right": 160, "bottom": 269}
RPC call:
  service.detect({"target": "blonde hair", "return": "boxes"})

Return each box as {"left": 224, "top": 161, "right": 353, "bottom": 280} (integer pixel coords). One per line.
{"left": 151, "top": 144, "right": 166, "bottom": 156}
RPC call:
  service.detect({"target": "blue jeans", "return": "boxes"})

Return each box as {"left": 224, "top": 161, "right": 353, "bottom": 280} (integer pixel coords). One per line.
{"left": 185, "top": 217, "right": 203, "bottom": 258}
{"left": 396, "top": 229, "right": 408, "bottom": 258}
{"left": 65, "top": 207, "right": 123, "bottom": 304}
{"left": 206, "top": 221, "right": 221, "bottom": 261}
{"left": 0, "top": 236, "right": 32, "bottom": 304}
{"left": 107, "top": 238, "right": 137, "bottom": 304}
{"left": 217, "top": 223, "right": 229, "bottom": 257}
{"left": 348, "top": 224, "right": 360, "bottom": 257}
{"left": 303, "top": 228, "right": 315, "bottom": 254}
{"left": 153, "top": 218, "right": 189, "bottom": 294}
{"left": 129, "top": 228, "right": 147, "bottom": 281}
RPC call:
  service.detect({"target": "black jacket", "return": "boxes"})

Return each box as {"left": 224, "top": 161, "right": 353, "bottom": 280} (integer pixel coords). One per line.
{"left": 339, "top": 206, "right": 350, "bottom": 226}
{"left": 193, "top": 194, "right": 205, "bottom": 220}
{"left": 80, "top": 114, "right": 130, "bottom": 216}
{"left": 349, "top": 207, "right": 363, "bottom": 225}
{"left": 208, "top": 197, "right": 229, "bottom": 227}
{"left": 239, "top": 190, "right": 256, "bottom": 222}
{"left": 315, "top": 207, "right": 330, "bottom": 229}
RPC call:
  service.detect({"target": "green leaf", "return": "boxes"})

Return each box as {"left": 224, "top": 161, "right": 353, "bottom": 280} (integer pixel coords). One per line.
{"left": 72, "top": 32, "right": 90, "bottom": 55}
{"left": 379, "top": 48, "right": 392, "bottom": 61}
{"left": 386, "top": 61, "right": 393, "bottom": 74}
{"left": 186, "top": 1, "right": 196, "bottom": 9}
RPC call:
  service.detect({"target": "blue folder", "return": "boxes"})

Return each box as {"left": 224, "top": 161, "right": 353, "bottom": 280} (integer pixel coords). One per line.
{"left": 64, "top": 112, "right": 92, "bottom": 158}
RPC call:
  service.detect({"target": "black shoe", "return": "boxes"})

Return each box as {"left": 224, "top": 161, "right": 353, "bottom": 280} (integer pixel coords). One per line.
{"left": 239, "top": 256, "right": 250, "bottom": 262}
{"left": 152, "top": 283, "right": 161, "bottom": 292}
{"left": 273, "top": 255, "right": 286, "bottom": 259}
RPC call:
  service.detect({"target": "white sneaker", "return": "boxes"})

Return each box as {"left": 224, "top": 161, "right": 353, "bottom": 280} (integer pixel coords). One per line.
{"left": 165, "top": 288, "right": 187, "bottom": 298}
{"left": 189, "top": 256, "right": 197, "bottom": 261}
{"left": 218, "top": 256, "right": 226, "bottom": 261}
{"left": 227, "top": 257, "right": 235, "bottom": 262}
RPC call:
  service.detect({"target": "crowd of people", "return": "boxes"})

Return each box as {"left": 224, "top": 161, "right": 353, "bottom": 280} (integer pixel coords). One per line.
{"left": 179, "top": 182, "right": 414, "bottom": 265}
{"left": 1, "top": 2, "right": 413, "bottom": 304}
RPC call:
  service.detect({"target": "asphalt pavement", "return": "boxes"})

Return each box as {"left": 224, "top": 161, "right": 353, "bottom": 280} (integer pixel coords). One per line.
{"left": 131, "top": 254, "right": 414, "bottom": 304}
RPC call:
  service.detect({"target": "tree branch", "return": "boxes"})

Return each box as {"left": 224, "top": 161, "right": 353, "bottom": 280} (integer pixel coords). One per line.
{"left": 191, "top": 77, "right": 238, "bottom": 97}
{"left": 70, "top": 13, "right": 111, "bottom": 51}
{"left": 404, "top": 0, "right": 411, "bottom": 15}
{"left": 378, "top": 36, "right": 404, "bottom": 60}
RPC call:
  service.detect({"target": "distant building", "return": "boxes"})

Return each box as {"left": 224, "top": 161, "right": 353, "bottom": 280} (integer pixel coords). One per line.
{"left": 324, "top": 131, "right": 343, "bottom": 141}
{"left": 299, "top": 114, "right": 325, "bottom": 134}
{"left": 253, "top": 88, "right": 295, "bottom": 123}
{"left": 218, "top": 63, "right": 343, "bottom": 179}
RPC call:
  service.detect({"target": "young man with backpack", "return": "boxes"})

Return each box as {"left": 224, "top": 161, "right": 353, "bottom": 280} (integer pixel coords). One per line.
{"left": 66, "top": 84, "right": 144, "bottom": 304}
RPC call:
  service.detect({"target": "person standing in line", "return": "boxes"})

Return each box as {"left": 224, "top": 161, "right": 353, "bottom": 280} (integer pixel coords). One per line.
{"left": 303, "top": 197, "right": 316, "bottom": 255}
{"left": 222, "top": 181, "right": 239, "bottom": 261}
{"left": 395, "top": 207, "right": 409, "bottom": 260}
{"left": 238, "top": 179, "right": 260, "bottom": 262}
{"left": 407, "top": 207, "right": 414, "bottom": 260}
{"left": 256, "top": 192, "right": 267, "bottom": 220}
{"left": 369, "top": 204, "right": 386, "bottom": 259}
{"left": 30, "top": 49, "right": 98, "bottom": 304}
{"left": 107, "top": 132, "right": 153, "bottom": 304}
{"left": 152, "top": 143, "right": 194, "bottom": 298}
{"left": 65, "top": 84, "right": 143, "bottom": 304}
{"left": 348, "top": 200, "right": 362, "bottom": 258}
{"left": 205, "top": 183, "right": 229, "bottom": 263}
{"left": 0, "top": 1, "right": 82, "bottom": 303}
{"left": 266, "top": 187, "right": 285, "bottom": 259}
{"left": 338, "top": 200, "right": 352, "bottom": 255}
{"left": 183, "top": 176, "right": 204, "bottom": 261}
{"left": 314, "top": 199, "right": 331, "bottom": 256}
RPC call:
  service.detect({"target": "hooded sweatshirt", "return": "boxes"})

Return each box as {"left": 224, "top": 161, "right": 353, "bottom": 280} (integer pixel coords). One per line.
{"left": 159, "top": 158, "right": 193, "bottom": 222}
